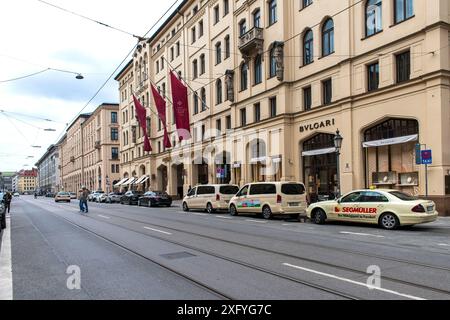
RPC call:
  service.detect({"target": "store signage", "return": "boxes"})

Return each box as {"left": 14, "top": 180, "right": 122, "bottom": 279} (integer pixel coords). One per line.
{"left": 299, "top": 119, "right": 335, "bottom": 133}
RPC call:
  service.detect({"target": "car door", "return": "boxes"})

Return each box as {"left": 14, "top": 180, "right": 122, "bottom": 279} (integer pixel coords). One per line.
{"left": 234, "top": 185, "right": 250, "bottom": 213}
{"left": 357, "top": 191, "right": 389, "bottom": 224}
{"left": 334, "top": 191, "right": 363, "bottom": 222}
{"left": 196, "top": 186, "right": 211, "bottom": 209}
{"left": 185, "top": 187, "right": 198, "bottom": 208}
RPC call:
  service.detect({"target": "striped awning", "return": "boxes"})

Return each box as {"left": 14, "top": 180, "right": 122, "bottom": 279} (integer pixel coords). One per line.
{"left": 135, "top": 175, "right": 149, "bottom": 184}
{"left": 122, "top": 177, "right": 137, "bottom": 186}
{"left": 114, "top": 178, "right": 129, "bottom": 187}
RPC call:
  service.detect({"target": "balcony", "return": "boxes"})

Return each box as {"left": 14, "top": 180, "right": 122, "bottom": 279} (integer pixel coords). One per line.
{"left": 238, "top": 27, "right": 264, "bottom": 57}
{"left": 95, "top": 141, "right": 101, "bottom": 149}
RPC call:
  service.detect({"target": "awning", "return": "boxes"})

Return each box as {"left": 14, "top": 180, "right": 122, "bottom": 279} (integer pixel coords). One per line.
{"left": 114, "top": 178, "right": 129, "bottom": 187}
{"left": 272, "top": 156, "right": 282, "bottom": 164}
{"left": 250, "top": 156, "right": 267, "bottom": 164}
{"left": 233, "top": 162, "right": 242, "bottom": 168}
{"left": 302, "top": 147, "right": 336, "bottom": 157}
{"left": 135, "top": 175, "right": 149, "bottom": 184}
{"left": 122, "top": 177, "right": 137, "bottom": 186}
{"left": 363, "top": 134, "right": 418, "bottom": 148}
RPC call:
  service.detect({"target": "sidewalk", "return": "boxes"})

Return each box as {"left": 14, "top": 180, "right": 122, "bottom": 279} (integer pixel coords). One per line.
{"left": 0, "top": 214, "right": 13, "bottom": 300}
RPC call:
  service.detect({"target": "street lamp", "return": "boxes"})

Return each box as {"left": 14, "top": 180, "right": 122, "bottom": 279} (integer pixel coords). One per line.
{"left": 334, "top": 130, "right": 343, "bottom": 199}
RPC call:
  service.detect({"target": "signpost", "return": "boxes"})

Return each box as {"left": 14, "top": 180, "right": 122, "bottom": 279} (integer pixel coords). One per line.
{"left": 416, "top": 144, "right": 432, "bottom": 198}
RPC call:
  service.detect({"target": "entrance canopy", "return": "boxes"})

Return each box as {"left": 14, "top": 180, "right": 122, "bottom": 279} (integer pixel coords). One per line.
{"left": 114, "top": 178, "right": 129, "bottom": 187}
{"left": 122, "top": 177, "right": 137, "bottom": 186}
{"left": 302, "top": 148, "right": 335, "bottom": 157}
{"left": 363, "top": 134, "right": 418, "bottom": 148}
{"left": 135, "top": 175, "right": 149, "bottom": 185}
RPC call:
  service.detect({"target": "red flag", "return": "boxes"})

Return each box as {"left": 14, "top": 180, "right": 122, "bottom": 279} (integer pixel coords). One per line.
{"left": 151, "top": 84, "right": 172, "bottom": 148}
{"left": 132, "top": 95, "right": 152, "bottom": 152}
{"left": 170, "top": 71, "right": 191, "bottom": 141}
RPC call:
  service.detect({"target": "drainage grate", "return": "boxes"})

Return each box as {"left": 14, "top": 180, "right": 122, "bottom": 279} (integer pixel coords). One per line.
{"left": 160, "top": 252, "right": 196, "bottom": 260}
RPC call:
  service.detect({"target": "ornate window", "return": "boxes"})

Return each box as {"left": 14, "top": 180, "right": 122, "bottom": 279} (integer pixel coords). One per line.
{"left": 322, "top": 19, "right": 334, "bottom": 57}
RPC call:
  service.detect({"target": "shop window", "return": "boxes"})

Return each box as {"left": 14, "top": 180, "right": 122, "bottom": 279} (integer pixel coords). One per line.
{"left": 446, "top": 176, "right": 450, "bottom": 195}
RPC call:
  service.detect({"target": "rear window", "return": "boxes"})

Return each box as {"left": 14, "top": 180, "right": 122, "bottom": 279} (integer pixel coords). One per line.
{"left": 281, "top": 184, "right": 305, "bottom": 195}
{"left": 389, "top": 191, "right": 419, "bottom": 201}
{"left": 219, "top": 186, "right": 240, "bottom": 195}
{"left": 249, "top": 184, "right": 276, "bottom": 195}
{"left": 197, "top": 186, "right": 215, "bottom": 195}
{"left": 58, "top": 192, "right": 69, "bottom": 196}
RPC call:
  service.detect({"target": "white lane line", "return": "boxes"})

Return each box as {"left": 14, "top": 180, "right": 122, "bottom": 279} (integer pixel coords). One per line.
{"left": 438, "top": 243, "right": 450, "bottom": 247}
{"left": 340, "top": 231, "right": 385, "bottom": 238}
{"left": 246, "top": 219, "right": 267, "bottom": 224}
{"left": 143, "top": 227, "right": 172, "bottom": 235}
{"left": 0, "top": 216, "right": 13, "bottom": 300}
{"left": 215, "top": 216, "right": 232, "bottom": 219}
{"left": 191, "top": 212, "right": 208, "bottom": 216}
{"left": 283, "top": 263, "right": 425, "bottom": 300}
{"left": 97, "top": 215, "right": 111, "bottom": 220}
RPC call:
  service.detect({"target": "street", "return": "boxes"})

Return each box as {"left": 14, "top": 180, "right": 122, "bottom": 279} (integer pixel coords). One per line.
{"left": 1, "top": 195, "right": 450, "bottom": 300}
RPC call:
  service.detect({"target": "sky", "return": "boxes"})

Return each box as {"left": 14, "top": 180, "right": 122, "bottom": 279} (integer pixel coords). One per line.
{"left": 0, "top": 0, "right": 183, "bottom": 171}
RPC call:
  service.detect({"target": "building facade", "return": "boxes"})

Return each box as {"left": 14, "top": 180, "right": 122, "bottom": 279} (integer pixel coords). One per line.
{"left": 35, "top": 144, "right": 60, "bottom": 194}
{"left": 13, "top": 169, "right": 38, "bottom": 194}
{"left": 60, "top": 104, "right": 121, "bottom": 193}
{"left": 0, "top": 172, "right": 16, "bottom": 192}
{"left": 115, "top": 0, "right": 450, "bottom": 214}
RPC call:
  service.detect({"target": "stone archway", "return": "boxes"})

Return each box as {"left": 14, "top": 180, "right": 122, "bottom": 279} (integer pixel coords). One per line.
{"left": 157, "top": 165, "right": 168, "bottom": 192}
{"left": 214, "top": 151, "right": 231, "bottom": 184}
{"left": 247, "top": 139, "right": 267, "bottom": 182}
{"left": 171, "top": 163, "right": 185, "bottom": 199}
{"left": 192, "top": 157, "right": 209, "bottom": 186}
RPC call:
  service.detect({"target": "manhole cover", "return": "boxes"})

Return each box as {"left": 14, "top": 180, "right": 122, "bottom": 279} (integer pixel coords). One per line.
{"left": 160, "top": 252, "right": 196, "bottom": 260}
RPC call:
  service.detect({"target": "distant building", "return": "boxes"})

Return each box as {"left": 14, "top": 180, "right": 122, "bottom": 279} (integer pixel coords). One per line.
{"left": 13, "top": 169, "right": 38, "bottom": 194}
{"left": 35, "top": 145, "right": 60, "bottom": 194}
{"left": 0, "top": 172, "right": 16, "bottom": 192}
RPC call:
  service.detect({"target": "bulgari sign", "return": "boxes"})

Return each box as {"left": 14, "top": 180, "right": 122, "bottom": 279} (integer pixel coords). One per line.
{"left": 299, "top": 118, "right": 336, "bottom": 133}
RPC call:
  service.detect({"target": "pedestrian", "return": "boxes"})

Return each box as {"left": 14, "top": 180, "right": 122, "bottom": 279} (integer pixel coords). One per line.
{"left": 1, "top": 200, "right": 6, "bottom": 230}
{"left": 79, "top": 187, "right": 90, "bottom": 214}
{"left": 3, "top": 192, "right": 12, "bottom": 215}
{"left": 188, "top": 185, "right": 192, "bottom": 194}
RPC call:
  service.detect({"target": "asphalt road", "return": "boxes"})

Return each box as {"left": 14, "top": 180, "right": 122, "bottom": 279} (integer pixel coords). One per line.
{"left": 1, "top": 195, "right": 450, "bottom": 300}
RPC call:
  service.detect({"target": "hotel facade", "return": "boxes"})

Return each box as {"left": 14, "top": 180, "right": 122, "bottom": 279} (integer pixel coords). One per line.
{"left": 115, "top": 0, "right": 450, "bottom": 215}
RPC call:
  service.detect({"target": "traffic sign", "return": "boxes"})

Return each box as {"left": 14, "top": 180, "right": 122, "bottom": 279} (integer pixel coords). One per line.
{"left": 421, "top": 150, "right": 432, "bottom": 165}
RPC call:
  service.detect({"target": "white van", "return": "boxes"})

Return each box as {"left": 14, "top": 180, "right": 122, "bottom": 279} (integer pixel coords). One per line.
{"left": 228, "top": 182, "right": 307, "bottom": 220}
{"left": 182, "top": 184, "right": 240, "bottom": 213}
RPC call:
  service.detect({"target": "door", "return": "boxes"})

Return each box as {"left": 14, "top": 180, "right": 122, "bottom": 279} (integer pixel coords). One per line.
{"left": 185, "top": 187, "right": 198, "bottom": 208}
{"left": 197, "top": 186, "right": 215, "bottom": 209}
{"left": 334, "top": 191, "right": 363, "bottom": 222}
{"left": 234, "top": 185, "right": 250, "bottom": 213}
{"left": 357, "top": 191, "right": 389, "bottom": 224}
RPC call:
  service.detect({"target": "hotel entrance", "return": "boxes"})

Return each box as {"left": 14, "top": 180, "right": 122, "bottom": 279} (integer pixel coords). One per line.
{"left": 302, "top": 134, "right": 338, "bottom": 203}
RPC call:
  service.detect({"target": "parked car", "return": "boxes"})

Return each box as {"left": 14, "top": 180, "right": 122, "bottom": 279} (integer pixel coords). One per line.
{"left": 228, "top": 182, "right": 308, "bottom": 220}
{"left": 183, "top": 184, "right": 240, "bottom": 213}
{"left": 0, "top": 192, "right": 4, "bottom": 204}
{"left": 69, "top": 192, "right": 77, "bottom": 200}
{"left": 138, "top": 191, "right": 172, "bottom": 207}
{"left": 120, "top": 191, "right": 143, "bottom": 205}
{"left": 106, "top": 192, "right": 123, "bottom": 203}
{"left": 55, "top": 192, "right": 71, "bottom": 203}
{"left": 13, "top": 192, "right": 20, "bottom": 197}
{"left": 96, "top": 193, "right": 109, "bottom": 203}
{"left": 88, "top": 191, "right": 104, "bottom": 202}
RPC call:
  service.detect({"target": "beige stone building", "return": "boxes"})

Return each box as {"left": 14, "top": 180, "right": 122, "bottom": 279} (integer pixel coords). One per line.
{"left": 13, "top": 169, "right": 38, "bottom": 194}
{"left": 60, "top": 104, "right": 121, "bottom": 193}
{"left": 115, "top": 0, "right": 450, "bottom": 215}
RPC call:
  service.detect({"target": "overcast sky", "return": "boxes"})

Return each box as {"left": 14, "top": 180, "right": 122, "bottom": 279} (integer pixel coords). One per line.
{"left": 0, "top": 0, "right": 182, "bottom": 171}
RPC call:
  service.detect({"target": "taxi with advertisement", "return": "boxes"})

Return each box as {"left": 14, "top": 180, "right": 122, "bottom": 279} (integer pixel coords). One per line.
{"left": 307, "top": 189, "right": 438, "bottom": 230}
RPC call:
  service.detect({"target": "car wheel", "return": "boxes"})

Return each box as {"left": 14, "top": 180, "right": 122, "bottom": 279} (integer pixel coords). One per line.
{"left": 262, "top": 206, "right": 272, "bottom": 220}
{"left": 182, "top": 202, "right": 189, "bottom": 212}
{"left": 229, "top": 204, "right": 238, "bottom": 216}
{"left": 313, "top": 209, "right": 327, "bottom": 225}
{"left": 379, "top": 213, "right": 399, "bottom": 230}
{"left": 206, "top": 203, "right": 214, "bottom": 214}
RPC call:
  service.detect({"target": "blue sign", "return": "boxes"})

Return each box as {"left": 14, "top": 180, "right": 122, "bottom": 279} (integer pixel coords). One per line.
{"left": 415, "top": 144, "right": 422, "bottom": 165}
{"left": 421, "top": 150, "right": 432, "bottom": 165}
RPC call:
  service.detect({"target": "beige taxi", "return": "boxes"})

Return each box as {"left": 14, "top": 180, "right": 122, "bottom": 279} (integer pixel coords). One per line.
{"left": 55, "top": 192, "right": 71, "bottom": 203}
{"left": 228, "top": 182, "right": 308, "bottom": 220}
{"left": 182, "top": 184, "right": 240, "bottom": 213}
{"left": 307, "top": 189, "right": 439, "bottom": 230}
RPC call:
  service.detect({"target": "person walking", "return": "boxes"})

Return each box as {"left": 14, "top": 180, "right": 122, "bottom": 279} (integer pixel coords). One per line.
{"left": 3, "top": 192, "right": 12, "bottom": 215}
{"left": 79, "top": 187, "right": 90, "bottom": 214}
{"left": 1, "top": 197, "right": 6, "bottom": 230}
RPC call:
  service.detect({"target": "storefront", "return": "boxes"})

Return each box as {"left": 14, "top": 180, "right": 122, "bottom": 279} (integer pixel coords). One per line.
{"left": 302, "top": 133, "right": 338, "bottom": 203}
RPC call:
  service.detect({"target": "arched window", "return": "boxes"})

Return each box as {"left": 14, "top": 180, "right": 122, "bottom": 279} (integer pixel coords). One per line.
{"left": 269, "top": 48, "right": 277, "bottom": 78}
{"left": 143, "top": 54, "right": 148, "bottom": 80}
{"left": 216, "top": 42, "right": 222, "bottom": 64}
{"left": 216, "top": 79, "right": 223, "bottom": 105}
{"left": 224, "top": 36, "right": 231, "bottom": 59}
{"left": 303, "top": 29, "right": 314, "bottom": 65}
{"left": 366, "top": 0, "right": 382, "bottom": 37}
{"left": 201, "top": 88, "right": 207, "bottom": 111}
{"left": 200, "top": 54, "right": 205, "bottom": 75}
{"left": 239, "top": 20, "right": 247, "bottom": 36}
{"left": 192, "top": 59, "right": 198, "bottom": 79}
{"left": 322, "top": 18, "right": 334, "bottom": 57}
{"left": 254, "top": 54, "right": 262, "bottom": 84}
{"left": 253, "top": 9, "right": 261, "bottom": 28}
{"left": 240, "top": 63, "right": 248, "bottom": 91}
{"left": 193, "top": 92, "right": 199, "bottom": 114}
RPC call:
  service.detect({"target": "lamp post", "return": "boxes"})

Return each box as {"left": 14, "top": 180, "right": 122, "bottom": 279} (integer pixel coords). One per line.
{"left": 334, "top": 130, "right": 343, "bottom": 199}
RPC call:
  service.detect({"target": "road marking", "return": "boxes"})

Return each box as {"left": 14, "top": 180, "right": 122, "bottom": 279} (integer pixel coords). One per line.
{"left": 283, "top": 263, "right": 425, "bottom": 300}
{"left": 191, "top": 212, "right": 208, "bottom": 216}
{"left": 438, "top": 243, "right": 450, "bottom": 247}
{"left": 246, "top": 219, "right": 267, "bottom": 224}
{"left": 215, "top": 216, "right": 232, "bottom": 219}
{"left": 0, "top": 216, "right": 13, "bottom": 300}
{"left": 143, "top": 227, "right": 172, "bottom": 235}
{"left": 340, "top": 231, "right": 385, "bottom": 238}
{"left": 97, "top": 215, "right": 111, "bottom": 220}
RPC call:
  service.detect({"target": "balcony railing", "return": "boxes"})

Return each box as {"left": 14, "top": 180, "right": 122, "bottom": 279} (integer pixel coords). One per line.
{"left": 238, "top": 27, "right": 264, "bottom": 56}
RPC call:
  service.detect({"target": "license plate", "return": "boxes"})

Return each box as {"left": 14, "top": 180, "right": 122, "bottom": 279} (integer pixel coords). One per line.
{"left": 289, "top": 202, "right": 300, "bottom": 207}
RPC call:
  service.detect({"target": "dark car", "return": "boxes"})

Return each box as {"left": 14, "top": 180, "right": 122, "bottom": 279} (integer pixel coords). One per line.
{"left": 138, "top": 191, "right": 172, "bottom": 207}
{"left": 45, "top": 192, "right": 56, "bottom": 198}
{"left": 120, "top": 191, "right": 143, "bottom": 205}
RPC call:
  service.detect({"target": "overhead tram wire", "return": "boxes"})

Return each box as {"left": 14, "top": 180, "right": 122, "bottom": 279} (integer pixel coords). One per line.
{"left": 50, "top": 0, "right": 182, "bottom": 146}
{"left": 0, "top": 110, "right": 63, "bottom": 124}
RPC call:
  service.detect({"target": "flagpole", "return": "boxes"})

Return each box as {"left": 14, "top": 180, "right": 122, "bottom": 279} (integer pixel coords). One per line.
{"left": 162, "top": 56, "right": 210, "bottom": 110}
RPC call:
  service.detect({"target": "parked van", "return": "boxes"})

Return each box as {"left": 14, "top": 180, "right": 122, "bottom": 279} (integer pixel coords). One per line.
{"left": 228, "top": 182, "right": 307, "bottom": 220}
{"left": 182, "top": 184, "right": 240, "bottom": 213}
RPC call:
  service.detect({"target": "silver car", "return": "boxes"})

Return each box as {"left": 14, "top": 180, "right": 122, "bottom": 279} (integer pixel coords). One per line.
{"left": 106, "top": 192, "right": 122, "bottom": 203}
